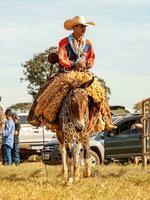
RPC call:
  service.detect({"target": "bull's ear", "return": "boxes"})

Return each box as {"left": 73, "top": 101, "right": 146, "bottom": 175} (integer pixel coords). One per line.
{"left": 80, "top": 77, "right": 94, "bottom": 89}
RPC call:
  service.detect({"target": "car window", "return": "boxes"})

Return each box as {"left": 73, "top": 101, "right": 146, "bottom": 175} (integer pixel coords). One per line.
{"left": 19, "top": 115, "right": 28, "bottom": 124}
{"left": 116, "top": 118, "right": 141, "bottom": 135}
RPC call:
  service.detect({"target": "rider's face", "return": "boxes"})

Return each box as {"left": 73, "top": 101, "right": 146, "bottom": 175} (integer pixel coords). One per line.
{"left": 73, "top": 24, "right": 86, "bottom": 37}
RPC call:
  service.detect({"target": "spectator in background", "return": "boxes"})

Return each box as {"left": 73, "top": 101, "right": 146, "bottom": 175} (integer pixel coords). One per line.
{"left": 12, "top": 113, "right": 21, "bottom": 165}
{"left": 0, "top": 96, "right": 6, "bottom": 133}
{"left": 2, "top": 109, "right": 15, "bottom": 165}
{"left": 0, "top": 97, "right": 6, "bottom": 164}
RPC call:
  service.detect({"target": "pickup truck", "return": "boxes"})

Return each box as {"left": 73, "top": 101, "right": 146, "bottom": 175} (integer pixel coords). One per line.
{"left": 18, "top": 113, "right": 55, "bottom": 160}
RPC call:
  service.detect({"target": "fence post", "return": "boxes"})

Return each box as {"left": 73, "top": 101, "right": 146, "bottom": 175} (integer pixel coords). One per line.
{"left": 142, "top": 98, "right": 150, "bottom": 170}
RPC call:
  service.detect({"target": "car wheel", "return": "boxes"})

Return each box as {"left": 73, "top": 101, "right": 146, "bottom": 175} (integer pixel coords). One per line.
{"left": 79, "top": 149, "right": 100, "bottom": 167}
{"left": 131, "top": 156, "right": 141, "bottom": 165}
{"left": 88, "top": 150, "right": 100, "bottom": 167}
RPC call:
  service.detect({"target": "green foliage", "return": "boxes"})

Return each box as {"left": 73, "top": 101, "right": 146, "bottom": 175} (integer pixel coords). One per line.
{"left": 95, "top": 76, "right": 111, "bottom": 96}
{"left": 133, "top": 102, "right": 142, "bottom": 113}
{"left": 21, "top": 47, "right": 58, "bottom": 98}
{"left": 9, "top": 102, "right": 32, "bottom": 112}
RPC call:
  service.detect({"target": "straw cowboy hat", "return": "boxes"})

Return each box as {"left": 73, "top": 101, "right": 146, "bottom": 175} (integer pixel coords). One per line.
{"left": 64, "top": 16, "right": 96, "bottom": 30}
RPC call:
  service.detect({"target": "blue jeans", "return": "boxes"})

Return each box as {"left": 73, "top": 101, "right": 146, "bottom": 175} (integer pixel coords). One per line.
{"left": 13, "top": 143, "right": 20, "bottom": 164}
{"left": 2, "top": 144, "right": 12, "bottom": 165}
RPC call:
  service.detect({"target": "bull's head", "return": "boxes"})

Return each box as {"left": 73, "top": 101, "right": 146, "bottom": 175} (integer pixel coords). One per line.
{"left": 69, "top": 77, "right": 94, "bottom": 132}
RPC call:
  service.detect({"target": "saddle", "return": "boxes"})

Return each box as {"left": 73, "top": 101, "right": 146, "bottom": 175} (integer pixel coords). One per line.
{"left": 27, "top": 53, "right": 113, "bottom": 133}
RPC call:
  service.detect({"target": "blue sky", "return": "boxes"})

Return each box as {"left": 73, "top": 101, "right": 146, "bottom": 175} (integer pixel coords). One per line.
{"left": 0, "top": 0, "right": 150, "bottom": 111}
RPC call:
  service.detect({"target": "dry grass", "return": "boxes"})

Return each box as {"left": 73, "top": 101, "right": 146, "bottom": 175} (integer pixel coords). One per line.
{"left": 0, "top": 162, "right": 150, "bottom": 200}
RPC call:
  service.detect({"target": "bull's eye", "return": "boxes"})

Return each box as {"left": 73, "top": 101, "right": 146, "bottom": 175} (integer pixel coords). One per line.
{"left": 80, "top": 90, "right": 85, "bottom": 95}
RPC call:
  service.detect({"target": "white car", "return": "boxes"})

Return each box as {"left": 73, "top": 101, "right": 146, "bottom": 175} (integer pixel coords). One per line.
{"left": 18, "top": 113, "right": 55, "bottom": 151}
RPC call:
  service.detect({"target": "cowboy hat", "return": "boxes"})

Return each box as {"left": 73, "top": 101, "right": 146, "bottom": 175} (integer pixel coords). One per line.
{"left": 64, "top": 16, "right": 96, "bottom": 30}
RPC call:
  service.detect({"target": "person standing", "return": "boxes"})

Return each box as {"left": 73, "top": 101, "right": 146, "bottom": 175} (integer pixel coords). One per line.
{"left": 2, "top": 109, "right": 15, "bottom": 165}
{"left": 58, "top": 16, "right": 96, "bottom": 72}
{"left": 12, "top": 113, "right": 21, "bottom": 165}
{"left": 0, "top": 96, "right": 6, "bottom": 133}
{"left": 0, "top": 97, "right": 6, "bottom": 163}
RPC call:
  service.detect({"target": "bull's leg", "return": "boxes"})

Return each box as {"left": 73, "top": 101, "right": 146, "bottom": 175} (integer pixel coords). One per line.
{"left": 60, "top": 144, "right": 68, "bottom": 179}
{"left": 83, "top": 141, "right": 91, "bottom": 178}
{"left": 73, "top": 142, "right": 81, "bottom": 182}
{"left": 67, "top": 158, "right": 74, "bottom": 184}
{"left": 66, "top": 144, "right": 74, "bottom": 184}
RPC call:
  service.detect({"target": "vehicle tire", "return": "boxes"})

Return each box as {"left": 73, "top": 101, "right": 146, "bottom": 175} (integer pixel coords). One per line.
{"left": 131, "top": 156, "right": 141, "bottom": 165}
{"left": 88, "top": 150, "right": 100, "bottom": 167}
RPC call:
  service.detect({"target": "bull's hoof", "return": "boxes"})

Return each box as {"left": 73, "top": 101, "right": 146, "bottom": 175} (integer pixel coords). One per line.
{"left": 67, "top": 177, "right": 74, "bottom": 185}
{"left": 74, "top": 176, "right": 80, "bottom": 183}
{"left": 83, "top": 169, "right": 91, "bottom": 178}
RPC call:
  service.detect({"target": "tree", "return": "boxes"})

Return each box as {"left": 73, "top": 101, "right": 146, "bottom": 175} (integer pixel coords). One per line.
{"left": 95, "top": 76, "right": 111, "bottom": 96}
{"left": 22, "top": 47, "right": 111, "bottom": 98}
{"left": 9, "top": 102, "right": 32, "bottom": 113}
{"left": 21, "top": 47, "right": 58, "bottom": 98}
{"left": 133, "top": 101, "right": 142, "bottom": 113}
